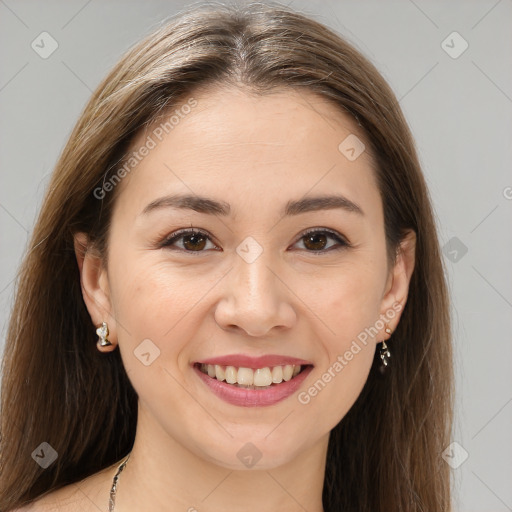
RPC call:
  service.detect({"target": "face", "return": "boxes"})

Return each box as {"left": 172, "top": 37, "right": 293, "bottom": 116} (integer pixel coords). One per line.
{"left": 78, "top": 85, "right": 413, "bottom": 470}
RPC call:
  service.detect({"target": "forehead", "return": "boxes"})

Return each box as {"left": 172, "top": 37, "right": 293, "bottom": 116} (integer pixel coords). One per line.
{"left": 113, "top": 85, "right": 381, "bottom": 223}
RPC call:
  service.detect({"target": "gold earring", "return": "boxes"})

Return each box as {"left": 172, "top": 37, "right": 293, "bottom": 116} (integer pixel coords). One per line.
{"left": 96, "top": 322, "right": 116, "bottom": 352}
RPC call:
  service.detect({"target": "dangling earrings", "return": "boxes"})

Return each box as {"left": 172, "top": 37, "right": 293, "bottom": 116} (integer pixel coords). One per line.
{"left": 378, "top": 324, "right": 392, "bottom": 375}
{"left": 96, "top": 321, "right": 117, "bottom": 352}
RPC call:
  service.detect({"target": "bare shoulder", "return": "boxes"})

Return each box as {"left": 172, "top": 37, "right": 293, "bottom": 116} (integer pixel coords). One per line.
{"left": 13, "top": 484, "right": 89, "bottom": 511}
{"left": 13, "top": 463, "right": 118, "bottom": 512}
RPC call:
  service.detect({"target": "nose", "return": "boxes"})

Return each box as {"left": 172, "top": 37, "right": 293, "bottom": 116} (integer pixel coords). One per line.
{"left": 214, "top": 249, "right": 296, "bottom": 337}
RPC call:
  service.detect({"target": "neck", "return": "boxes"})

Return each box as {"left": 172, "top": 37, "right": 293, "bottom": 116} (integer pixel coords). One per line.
{"left": 114, "top": 402, "right": 328, "bottom": 512}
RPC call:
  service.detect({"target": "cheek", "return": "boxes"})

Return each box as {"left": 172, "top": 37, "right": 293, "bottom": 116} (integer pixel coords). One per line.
{"left": 312, "top": 345, "right": 374, "bottom": 430}
{"left": 111, "top": 258, "right": 204, "bottom": 333}
{"left": 309, "top": 262, "right": 384, "bottom": 345}
{"left": 302, "top": 282, "right": 378, "bottom": 429}
{"left": 108, "top": 261, "right": 196, "bottom": 376}
{"left": 297, "top": 263, "right": 382, "bottom": 414}
{"left": 111, "top": 265, "right": 197, "bottom": 407}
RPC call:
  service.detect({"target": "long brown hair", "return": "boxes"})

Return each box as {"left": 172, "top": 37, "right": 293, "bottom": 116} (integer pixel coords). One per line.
{"left": 0, "top": 2, "right": 454, "bottom": 510}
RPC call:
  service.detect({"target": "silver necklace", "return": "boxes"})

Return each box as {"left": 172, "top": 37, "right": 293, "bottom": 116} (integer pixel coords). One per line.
{"left": 108, "top": 452, "right": 131, "bottom": 511}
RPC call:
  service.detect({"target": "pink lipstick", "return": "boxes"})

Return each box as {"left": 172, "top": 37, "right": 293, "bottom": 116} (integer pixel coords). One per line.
{"left": 192, "top": 360, "right": 314, "bottom": 407}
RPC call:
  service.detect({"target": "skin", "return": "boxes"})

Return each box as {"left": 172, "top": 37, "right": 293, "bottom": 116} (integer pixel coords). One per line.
{"left": 28, "top": 85, "right": 416, "bottom": 511}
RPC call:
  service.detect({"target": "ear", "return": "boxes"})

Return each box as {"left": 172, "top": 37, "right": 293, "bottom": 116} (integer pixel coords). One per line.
{"left": 377, "top": 229, "right": 416, "bottom": 340}
{"left": 74, "top": 232, "right": 117, "bottom": 345}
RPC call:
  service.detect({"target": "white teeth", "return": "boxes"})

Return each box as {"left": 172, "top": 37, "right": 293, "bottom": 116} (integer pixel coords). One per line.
{"left": 225, "top": 366, "right": 237, "bottom": 384}
{"left": 253, "top": 367, "right": 272, "bottom": 386}
{"left": 271, "top": 365, "right": 283, "bottom": 383}
{"left": 199, "top": 363, "right": 305, "bottom": 387}
{"left": 237, "top": 367, "right": 254, "bottom": 385}
{"left": 282, "top": 365, "right": 294, "bottom": 381}
{"left": 215, "top": 365, "right": 225, "bottom": 382}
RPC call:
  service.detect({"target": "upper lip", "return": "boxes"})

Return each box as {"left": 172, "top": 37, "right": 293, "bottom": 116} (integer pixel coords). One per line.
{"left": 194, "top": 354, "right": 314, "bottom": 368}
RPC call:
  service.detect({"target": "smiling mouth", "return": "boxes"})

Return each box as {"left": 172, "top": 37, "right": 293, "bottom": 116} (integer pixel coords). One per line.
{"left": 194, "top": 362, "right": 312, "bottom": 389}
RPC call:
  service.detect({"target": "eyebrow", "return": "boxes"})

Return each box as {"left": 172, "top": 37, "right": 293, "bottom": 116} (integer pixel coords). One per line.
{"left": 141, "top": 193, "right": 364, "bottom": 217}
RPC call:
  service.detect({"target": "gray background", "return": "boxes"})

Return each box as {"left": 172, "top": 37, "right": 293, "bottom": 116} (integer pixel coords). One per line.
{"left": 1, "top": 1, "right": 511, "bottom": 510}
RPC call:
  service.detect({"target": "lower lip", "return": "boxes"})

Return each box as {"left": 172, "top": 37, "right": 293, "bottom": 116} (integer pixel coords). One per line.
{"left": 192, "top": 364, "right": 314, "bottom": 407}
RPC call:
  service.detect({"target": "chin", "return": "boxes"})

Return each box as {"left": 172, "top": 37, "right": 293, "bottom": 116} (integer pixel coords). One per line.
{"left": 198, "top": 436, "right": 306, "bottom": 471}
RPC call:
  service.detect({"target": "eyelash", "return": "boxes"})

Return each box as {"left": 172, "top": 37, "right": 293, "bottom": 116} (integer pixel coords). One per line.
{"left": 159, "top": 227, "right": 351, "bottom": 255}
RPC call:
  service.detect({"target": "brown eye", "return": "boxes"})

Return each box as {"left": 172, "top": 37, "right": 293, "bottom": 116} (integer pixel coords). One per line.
{"left": 303, "top": 232, "right": 328, "bottom": 251}
{"left": 160, "top": 228, "right": 349, "bottom": 254}
{"left": 181, "top": 232, "right": 207, "bottom": 251}
{"left": 161, "top": 229, "right": 216, "bottom": 252}
{"left": 294, "top": 229, "right": 349, "bottom": 253}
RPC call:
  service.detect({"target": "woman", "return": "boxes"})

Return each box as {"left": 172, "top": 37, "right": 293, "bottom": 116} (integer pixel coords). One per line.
{"left": 0, "top": 1, "right": 454, "bottom": 510}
